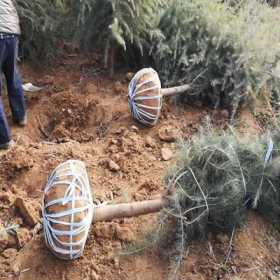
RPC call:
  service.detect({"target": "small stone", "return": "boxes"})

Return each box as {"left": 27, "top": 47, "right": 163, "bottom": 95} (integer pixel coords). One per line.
{"left": 115, "top": 127, "right": 126, "bottom": 135}
{"left": 115, "top": 225, "right": 135, "bottom": 242}
{"left": 216, "top": 233, "right": 229, "bottom": 244}
{"left": 90, "top": 270, "right": 100, "bottom": 280}
{"left": 133, "top": 192, "right": 145, "bottom": 201}
{"left": 90, "top": 261, "right": 99, "bottom": 272}
{"left": 84, "top": 83, "right": 98, "bottom": 95}
{"left": 184, "top": 256, "right": 199, "bottom": 273}
{"left": 0, "top": 191, "right": 15, "bottom": 205}
{"left": 161, "top": 148, "right": 173, "bottom": 161}
{"left": 38, "top": 75, "right": 54, "bottom": 85}
{"left": 221, "top": 109, "right": 229, "bottom": 119}
{"left": 0, "top": 227, "right": 9, "bottom": 252}
{"left": 12, "top": 263, "right": 20, "bottom": 276}
{"left": 14, "top": 217, "right": 24, "bottom": 226}
{"left": 8, "top": 234, "right": 17, "bottom": 248}
{"left": 145, "top": 136, "right": 156, "bottom": 148}
{"left": 2, "top": 248, "right": 18, "bottom": 259}
{"left": 14, "top": 197, "right": 40, "bottom": 227}
{"left": 158, "top": 126, "right": 180, "bottom": 142}
{"left": 112, "top": 154, "right": 121, "bottom": 162}
{"left": 94, "top": 224, "right": 114, "bottom": 239}
{"left": 16, "top": 228, "right": 31, "bottom": 248}
{"left": 131, "top": 125, "right": 139, "bottom": 132}
{"left": 113, "top": 257, "right": 120, "bottom": 269}
{"left": 108, "top": 160, "right": 120, "bottom": 172}
{"left": 110, "top": 139, "right": 118, "bottom": 145}
{"left": 114, "top": 81, "right": 123, "bottom": 94}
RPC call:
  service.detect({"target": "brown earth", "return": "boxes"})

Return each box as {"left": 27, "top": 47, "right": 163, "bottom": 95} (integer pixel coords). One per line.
{"left": 0, "top": 52, "right": 279, "bottom": 280}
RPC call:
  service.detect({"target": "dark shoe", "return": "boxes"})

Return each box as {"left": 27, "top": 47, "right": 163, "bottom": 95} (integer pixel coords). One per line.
{"left": 0, "top": 140, "right": 15, "bottom": 150}
{"left": 14, "top": 115, "right": 27, "bottom": 127}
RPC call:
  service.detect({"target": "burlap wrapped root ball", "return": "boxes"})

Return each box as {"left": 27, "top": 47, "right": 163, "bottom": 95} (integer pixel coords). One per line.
{"left": 128, "top": 68, "right": 162, "bottom": 126}
{"left": 42, "top": 160, "right": 94, "bottom": 260}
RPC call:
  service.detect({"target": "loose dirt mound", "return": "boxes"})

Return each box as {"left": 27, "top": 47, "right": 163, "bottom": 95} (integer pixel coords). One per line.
{"left": 37, "top": 83, "right": 126, "bottom": 143}
{"left": 0, "top": 54, "right": 277, "bottom": 280}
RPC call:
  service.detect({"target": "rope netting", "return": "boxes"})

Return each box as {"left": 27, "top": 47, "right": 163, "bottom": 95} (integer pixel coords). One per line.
{"left": 42, "top": 160, "right": 94, "bottom": 260}
{"left": 128, "top": 68, "right": 162, "bottom": 126}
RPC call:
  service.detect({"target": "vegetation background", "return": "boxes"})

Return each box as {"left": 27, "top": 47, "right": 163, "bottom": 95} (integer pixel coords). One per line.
{"left": 15, "top": 0, "right": 280, "bottom": 120}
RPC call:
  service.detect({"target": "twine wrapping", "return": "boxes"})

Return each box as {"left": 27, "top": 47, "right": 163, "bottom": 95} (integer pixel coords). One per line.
{"left": 128, "top": 68, "right": 162, "bottom": 126}
{"left": 42, "top": 160, "right": 94, "bottom": 260}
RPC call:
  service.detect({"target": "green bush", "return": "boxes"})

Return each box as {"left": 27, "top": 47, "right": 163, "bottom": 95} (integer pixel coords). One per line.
{"left": 162, "top": 124, "right": 280, "bottom": 276}
{"left": 149, "top": 0, "right": 280, "bottom": 120}
{"left": 77, "top": 0, "right": 166, "bottom": 70}
{"left": 16, "top": 0, "right": 166, "bottom": 64}
{"left": 15, "top": 0, "right": 66, "bottom": 61}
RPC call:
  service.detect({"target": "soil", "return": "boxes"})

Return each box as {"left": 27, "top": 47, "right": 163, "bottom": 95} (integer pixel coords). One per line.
{"left": 0, "top": 52, "right": 279, "bottom": 280}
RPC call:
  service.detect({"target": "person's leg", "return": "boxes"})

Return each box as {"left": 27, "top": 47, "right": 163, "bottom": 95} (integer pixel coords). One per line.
{"left": 3, "top": 37, "right": 26, "bottom": 124}
{"left": 0, "top": 39, "right": 11, "bottom": 146}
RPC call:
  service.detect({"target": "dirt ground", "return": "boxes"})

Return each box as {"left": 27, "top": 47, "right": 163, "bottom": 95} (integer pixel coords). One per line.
{"left": 0, "top": 52, "right": 280, "bottom": 280}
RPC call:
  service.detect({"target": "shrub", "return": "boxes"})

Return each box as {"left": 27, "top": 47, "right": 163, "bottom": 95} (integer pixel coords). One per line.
{"left": 76, "top": 0, "right": 166, "bottom": 71}
{"left": 15, "top": 0, "right": 67, "bottom": 61}
{"left": 149, "top": 0, "right": 280, "bottom": 120}
{"left": 162, "top": 123, "right": 280, "bottom": 276}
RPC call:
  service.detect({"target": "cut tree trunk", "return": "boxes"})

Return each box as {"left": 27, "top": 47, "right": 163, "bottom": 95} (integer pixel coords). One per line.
{"left": 94, "top": 197, "right": 168, "bottom": 222}
{"left": 161, "top": 84, "right": 191, "bottom": 97}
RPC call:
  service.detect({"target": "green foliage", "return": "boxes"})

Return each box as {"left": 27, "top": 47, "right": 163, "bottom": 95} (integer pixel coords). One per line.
{"left": 77, "top": 0, "right": 166, "bottom": 67}
{"left": 226, "top": 0, "right": 280, "bottom": 7}
{"left": 162, "top": 124, "right": 280, "bottom": 276}
{"left": 149, "top": 0, "right": 280, "bottom": 120}
{"left": 15, "top": 0, "right": 67, "bottom": 61}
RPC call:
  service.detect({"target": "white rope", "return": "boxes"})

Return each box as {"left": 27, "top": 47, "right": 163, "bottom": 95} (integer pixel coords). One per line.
{"left": 42, "top": 160, "right": 94, "bottom": 260}
{"left": 128, "top": 68, "right": 162, "bottom": 126}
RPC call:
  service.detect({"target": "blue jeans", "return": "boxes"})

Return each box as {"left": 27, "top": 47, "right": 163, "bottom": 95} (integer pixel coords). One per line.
{"left": 0, "top": 36, "right": 25, "bottom": 144}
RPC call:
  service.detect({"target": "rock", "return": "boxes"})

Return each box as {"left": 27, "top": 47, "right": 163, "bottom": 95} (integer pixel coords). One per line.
{"left": 38, "top": 75, "right": 54, "bottom": 86}
{"left": 94, "top": 224, "right": 114, "bottom": 239}
{"left": 108, "top": 160, "right": 120, "bottom": 172}
{"left": 14, "top": 217, "right": 23, "bottom": 226}
{"left": 0, "top": 191, "right": 15, "bottom": 205}
{"left": 111, "top": 154, "right": 121, "bottom": 162}
{"left": 133, "top": 192, "right": 146, "bottom": 201}
{"left": 138, "top": 181, "right": 158, "bottom": 192}
{"left": 0, "top": 227, "right": 9, "bottom": 252}
{"left": 8, "top": 234, "right": 17, "bottom": 248}
{"left": 12, "top": 262, "right": 20, "bottom": 276}
{"left": 145, "top": 136, "right": 156, "bottom": 148}
{"left": 114, "top": 81, "right": 123, "bottom": 94}
{"left": 110, "top": 139, "right": 118, "bottom": 145}
{"left": 90, "top": 270, "right": 100, "bottom": 280}
{"left": 115, "top": 127, "right": 126, "bottom": 135}
{"left": 2, "top": 248, "right": 17, "bottom": 259}
{"left": 115, "top": 225, "right": 135, "bottom": 242}
{"left": 131, "top": 125, "right": 139, "bottom": 132}
{"left": 84, "top": 83, "right": 98, "bottom": 95}
{"left": 184, "top": 256, "right": 199, "bottom": 273}
{"left": 90, "top": 261, "right": 100, "bottom": 273}
{"left": 158, "top": 126, "right": 180, "bottom": 142}
{"left": 16, "top": 228, "right": 31, "bottom": 248}
{"left": 38, "top": 75, "right": 55, "bottom": 86}
{"left": 161, "top": 148, "right": 173, "bottom": 161}
{"left": 216, "top": 233, "right": 229, "bottom": 244}
{"left": 14, "top": 197, "right": 40, "bottom": 227}
{"left": 113, "top": 257, "right": 120, "bottom": 269}
{"left": 221, "top": 109, "right": 229, "bottom": 119}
